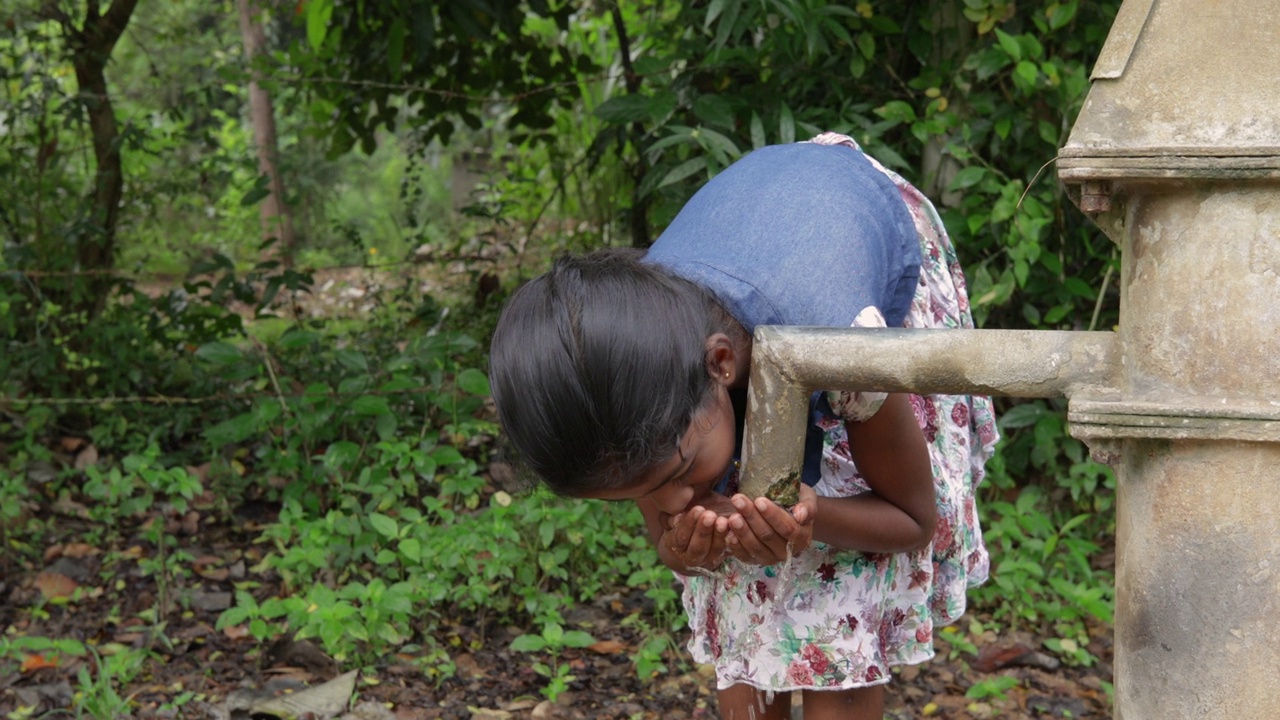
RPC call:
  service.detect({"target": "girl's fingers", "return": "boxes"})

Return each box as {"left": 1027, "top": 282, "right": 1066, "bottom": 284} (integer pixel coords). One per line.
{"left": 683, "top": 508, "right": 719, "bottom": 561}
{"left": 724, "top": 497, "right": 778, "bottom": 561}
{"left": 792, "top": 484, "right": 819, "bottom": 526}
{"left": 669, "top": 506, "right": 703, "bottom": 549}
{"left": 740, "top": 495, "right": 794, "bottom": 551}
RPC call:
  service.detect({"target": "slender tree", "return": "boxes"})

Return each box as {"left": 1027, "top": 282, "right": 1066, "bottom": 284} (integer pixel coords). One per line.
{"left": 38, "top": 0, "right": 139, "bottom": 315}
{"left": 236, "top": 0, "right": 297, "bottom": 265}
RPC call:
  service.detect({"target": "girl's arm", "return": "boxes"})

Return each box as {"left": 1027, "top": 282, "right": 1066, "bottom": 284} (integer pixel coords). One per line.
{"left": 812, "top": 392, "right": 936, "bottom": 553}
{"left": 724, "top": 392, "right": 935, "bottom": 561}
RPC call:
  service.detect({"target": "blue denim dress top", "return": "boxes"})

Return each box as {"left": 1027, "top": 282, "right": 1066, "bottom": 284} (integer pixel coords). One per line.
{"left": 640, "top": 135, "right": 999, "bottom": 693}
{"left": 645, "top": 141, "right": 922, "bottom": 332}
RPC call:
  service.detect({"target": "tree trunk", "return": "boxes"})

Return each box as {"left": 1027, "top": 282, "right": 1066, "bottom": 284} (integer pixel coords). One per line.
{"left": 59, "top": 0, "right": 139, "bottom": 316}
{"left": 609, "top": 6, "right": 652, "bottom": 248}
{"left": 237, "top": 0, "right": 297, "bottom": 265}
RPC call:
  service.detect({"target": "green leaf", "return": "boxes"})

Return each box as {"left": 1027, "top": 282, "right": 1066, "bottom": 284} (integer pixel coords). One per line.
{"left": 562, "top": 630, "right": 597, "bottom": 648}
{"left": 387, "top": 18, "right": 407, "bottom": 82}
{"left": 712, "top": 0, "right": 741, "bottom": 48}
{"left": 375, "top": 413, "right": 398, "bottom": 441}
{"left": 594, "top": 95, "right": 653, "bottom": 124}
{"left": 277, "top": 329, "right": 319, "bottom": 350}
{"left": 1043, "top": 304, "right": 1071, "bottom": 325}
{"left": 705, "top": 0, "right": 727, "bottom": 27}
{"left": 1015, "top": 60, "right": 1039, "bottom": 86}
{"left": 369, "top": 513, "right": 398, "bottom": 538}
{"left": 324, "top": 441, "right": 361, "bottom": 468}
{"left": 999, "top": 403, "right": 1047, "bottom": 430}
{"left": 778, "top": 105, "right": 795, "bottom": 144}
{"left": 692, "top": 95, "right": 737, "bottom": 128}
{"left": 994, "top": 29, "right": 1022, "bottom": 61}
{"left": 195, "top": 342, "right": 242, "bottom": 365}
{"left": 455, "top": 368, "right": 490, "bottom": 396}
{"left": 239, "top": 185, "right": 271, "bottom": 207}
{"left": 1013, "top": 259, "right": 1029, "bottom": 287}
{"left": 856, "top": 31, "right": 875, "bottom": 60}
{"left": 399, "top": 538, "right": 422, "bottom": 562}
{"left": 1047, "top": 1, "right": 1078, "bottom": 30}
{"left": 510, "top": 635, "right": 547, "bottom": 652}
{"left": 875, "top": 100, "right": 915, "bottom": 125}
{"left": 431, "top": 446, "right": 464, "bottom": 465}
{"left": 658, "top": 158, "right": 707, "bottom": 189}
{"left": 352, "top": 395, "right": 392, "bottom": 417}
{"left": 749, "top": 112, "right": 766, "bottom": 149}
{"left": 948, "top": 166, "right": 987, "bottom": 191}
{"left": 1064, "top": 277, "right": 1095, "bottom": 299}
{"left": 1038, "top": 119, "right": 1059, "bottom": 145}
{"left": 205, "top": 412, "right": 258, "bottom": 447}
{"left": 848, "top": 53, "right": 867, "bottom": 79}
{"left": 696, "top": 127, "right": 742, "bottom": 163}
{"left": 306, "top": 0, "right": 333, "bottom": 51}
{"left": 335, "top": 349, "right": 368, "bottom": 372}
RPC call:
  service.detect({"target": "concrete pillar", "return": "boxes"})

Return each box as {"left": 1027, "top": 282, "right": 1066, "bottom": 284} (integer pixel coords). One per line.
{"left": 1060, "top": 0, "right": 1280, "bottom": 716}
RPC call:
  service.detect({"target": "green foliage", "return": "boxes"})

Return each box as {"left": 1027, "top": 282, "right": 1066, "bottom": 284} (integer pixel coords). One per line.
{"left": 971, "top": 399, "right": 1115, "bottom": 664}
{"left": 966, "top": 674, "right": 1021, "bottom": 700}
{"left": 69, "top": 645, "right": 151, "bottom": 720}
{"left": 286, "top": 0, "right": 592, "bottom": 155}
{"left": 593, "top": 0, "right": 1121, "bottom": 333}
{"left": 0, "top": 637, "right": 148, "bottom": 720}
{"left": 510, "top": 622, "right": 597, "bottom": 702}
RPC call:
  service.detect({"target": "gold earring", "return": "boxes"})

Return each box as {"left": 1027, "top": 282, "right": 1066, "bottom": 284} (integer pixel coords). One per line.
{"left": 723, "top": 372, "right": 730, "bottom": 379}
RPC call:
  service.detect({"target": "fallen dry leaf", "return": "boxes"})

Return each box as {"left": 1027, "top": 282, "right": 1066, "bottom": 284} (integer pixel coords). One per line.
{"left": 974, "top": 642, "right": 1034, "bottom": 673}
{"left": 73, "top": 444, "right": 99, "bottom": 470}
{"left": 20, "top": 653, "right": 62, "bottom": 673}
{"left": 222, "top": 624, "right": 252, "bottom": 640}
{"left": 46, "top": 542, "right": 99, "bottom": 561}
{"left": 59, "top": 436, "right": 86, "bottom": 453}
{"left": 51, "top": 496, "right": 90, "bottom": 519}
{"left": 194, "top": 555, "right": 230, "bottom": 581}
{"left": 587, "top": 639, "right": 629, "bottom": 655}
{"left": 250, "top": 669, "right": 356, "bottom": 719}
{"left": 34, "top": 571, "right": 78, "bottom": 599}
{"left": 61, "top": 542, "right": 99, "bottom": 559}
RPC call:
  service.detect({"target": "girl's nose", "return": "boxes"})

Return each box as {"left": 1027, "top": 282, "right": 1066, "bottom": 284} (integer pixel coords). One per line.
{"left": 647, "top": 482, "right": 693, "bottom": 516}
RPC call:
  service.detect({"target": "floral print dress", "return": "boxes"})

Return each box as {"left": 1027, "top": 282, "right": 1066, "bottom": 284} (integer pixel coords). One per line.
{"left": 680, "top": 132, "right": 1000, "bottom": 692}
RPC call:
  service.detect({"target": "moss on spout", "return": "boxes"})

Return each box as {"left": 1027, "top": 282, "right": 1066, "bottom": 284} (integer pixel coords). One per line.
{"left": 761, "top": 471, "right": 800, "bottom": 508}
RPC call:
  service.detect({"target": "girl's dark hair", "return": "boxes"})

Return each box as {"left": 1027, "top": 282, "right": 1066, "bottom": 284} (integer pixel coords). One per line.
{"left": 490, "top": 249, "right": 719, "bottom": 496}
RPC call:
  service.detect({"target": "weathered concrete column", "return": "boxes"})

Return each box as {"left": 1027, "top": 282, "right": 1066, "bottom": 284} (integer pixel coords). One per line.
{"left": 1058, "top": 0, "right": 1280, "bottom": 716}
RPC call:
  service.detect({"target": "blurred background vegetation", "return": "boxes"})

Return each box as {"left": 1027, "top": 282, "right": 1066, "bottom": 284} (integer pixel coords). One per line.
{"left": 1, "top": 0, "right": 1119, "bottom": 705}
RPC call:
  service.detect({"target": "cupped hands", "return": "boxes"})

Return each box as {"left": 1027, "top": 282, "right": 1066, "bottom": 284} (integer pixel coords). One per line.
{"left": 664, "top": 484, "right": 817, "bottom": 569}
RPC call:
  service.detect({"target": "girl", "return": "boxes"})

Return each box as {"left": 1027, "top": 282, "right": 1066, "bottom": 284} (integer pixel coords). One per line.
{"left": 489, "top": 133, "right": 998, "bottom": 720}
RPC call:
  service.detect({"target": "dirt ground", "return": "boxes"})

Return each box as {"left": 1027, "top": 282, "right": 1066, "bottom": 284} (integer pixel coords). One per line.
{"left": 1, "top": 483, "right": 1113, "bottom": 720}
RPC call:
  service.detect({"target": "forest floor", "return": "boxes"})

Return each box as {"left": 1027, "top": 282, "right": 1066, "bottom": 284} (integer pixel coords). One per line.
{"left": 4, "top": 268, "right": 1114, "bottom": 719}
{"left": 2, "top": 483, "right": 1114, "bottom": 720}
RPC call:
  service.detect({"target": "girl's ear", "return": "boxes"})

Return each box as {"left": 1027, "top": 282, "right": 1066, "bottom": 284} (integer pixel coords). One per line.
{"left": 704, "top": 333, "right": 738, "bottom": 386}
